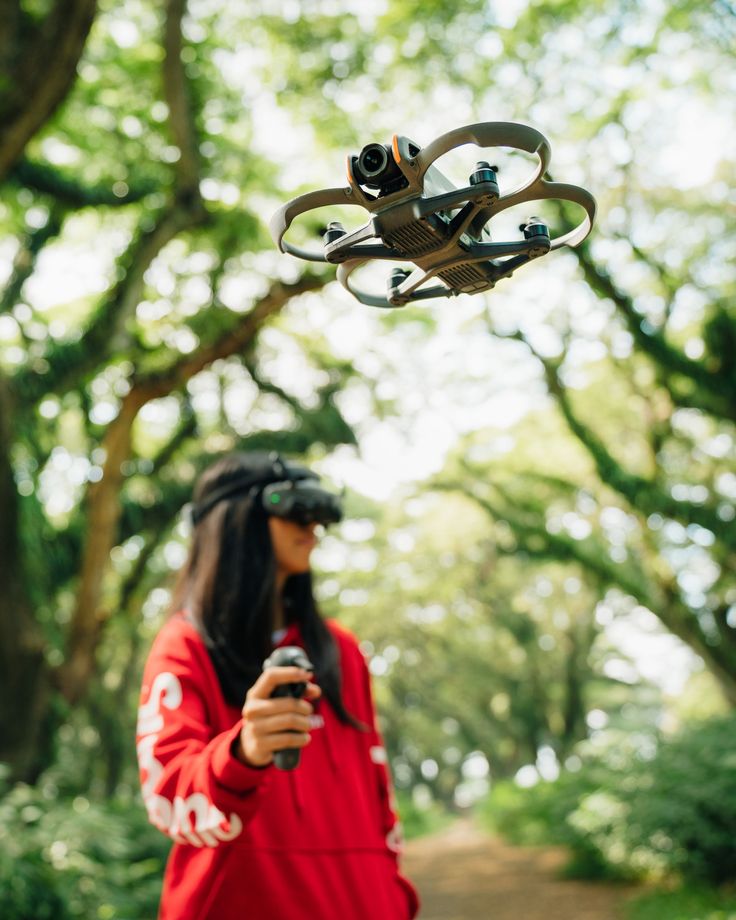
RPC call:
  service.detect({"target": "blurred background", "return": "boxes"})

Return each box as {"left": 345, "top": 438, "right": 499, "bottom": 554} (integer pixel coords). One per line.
{"left": 0, "top": 1, "right": 734, "bottom": 917}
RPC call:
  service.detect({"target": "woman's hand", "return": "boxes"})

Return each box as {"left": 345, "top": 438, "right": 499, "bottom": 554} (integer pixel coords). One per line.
{"left": 237, "top": 667, "right": 322, "bottom": 768}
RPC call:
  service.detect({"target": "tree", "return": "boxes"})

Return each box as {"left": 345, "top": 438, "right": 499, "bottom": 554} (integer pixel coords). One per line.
{"left": 0, "top": 0, "right": 359, "bottom": 781}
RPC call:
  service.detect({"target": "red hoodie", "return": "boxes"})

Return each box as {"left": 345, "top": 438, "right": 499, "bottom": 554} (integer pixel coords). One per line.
{"left": 137, "top": 614, "right": 420, "bottom": 920}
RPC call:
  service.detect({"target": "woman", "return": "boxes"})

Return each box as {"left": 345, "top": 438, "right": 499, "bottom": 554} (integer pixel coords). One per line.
{"left": 136, "top": 451, "right": 419, "bottom": 920}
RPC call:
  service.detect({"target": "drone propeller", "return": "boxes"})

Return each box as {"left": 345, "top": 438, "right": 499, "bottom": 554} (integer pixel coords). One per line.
{"left": 269, "top": 121, "right": 596, "bottom": 308}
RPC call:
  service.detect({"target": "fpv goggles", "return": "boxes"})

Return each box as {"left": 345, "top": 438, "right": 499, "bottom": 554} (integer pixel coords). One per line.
{"left": 188, "top": 454, "right": 343, "bottom": 528}
{"left": 262, "top": 478, "right": 342, "bottom": 527}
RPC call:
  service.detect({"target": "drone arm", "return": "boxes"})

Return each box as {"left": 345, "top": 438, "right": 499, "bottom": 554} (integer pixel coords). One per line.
{"left": 413, "top": 182, "right": 498, "bottom": 219}
{"left": 387, "top": 266, "right": 433, "bottom": 304}
{"left": 444, "top": 201, "right": 483, "bottom": 246}
{"left": 337, "top": 260, "right": 451, "bottom": 308}
{"left": 321, "top": 219, "right": 378, "bottom": 258}
{"left": 269, "top": 186, "right": 356, "bottom": 262}
{"left": 462, "top": 239, "right": 547, "bottom": 261}
{"left": 327, "top": 242, "right": 403, "bottom": 262}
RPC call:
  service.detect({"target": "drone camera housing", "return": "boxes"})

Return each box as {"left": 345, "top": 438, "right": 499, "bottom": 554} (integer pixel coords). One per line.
{"left": 352, "top": 142, "right": 407, "bottom": 195}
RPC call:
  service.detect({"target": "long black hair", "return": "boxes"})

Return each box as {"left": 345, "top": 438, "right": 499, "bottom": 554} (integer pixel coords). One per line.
{"left": 171, "top": 451, "right": 360, "bottom": 727}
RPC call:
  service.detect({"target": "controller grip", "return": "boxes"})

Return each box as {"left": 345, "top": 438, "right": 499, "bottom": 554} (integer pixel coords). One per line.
{"left": 262, "top": 645, "right": 314, "bottom": 771}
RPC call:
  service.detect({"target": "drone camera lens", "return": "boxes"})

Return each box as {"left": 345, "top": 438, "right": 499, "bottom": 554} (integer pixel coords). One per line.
{"left": 358, "top": 144, "right": 389, "bottom": 178}
{"left": 353, "top": 142, "right": 404, "bottom": 191}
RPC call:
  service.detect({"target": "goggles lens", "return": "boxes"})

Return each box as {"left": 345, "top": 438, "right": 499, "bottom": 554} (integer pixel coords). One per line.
{"left": 262, "top": 481, "right": 342, "bottom": 526}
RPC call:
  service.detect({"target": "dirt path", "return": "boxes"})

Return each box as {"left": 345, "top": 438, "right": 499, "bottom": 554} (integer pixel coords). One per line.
{"left": 403, "top": 819, "right": 636, "bottom": 920}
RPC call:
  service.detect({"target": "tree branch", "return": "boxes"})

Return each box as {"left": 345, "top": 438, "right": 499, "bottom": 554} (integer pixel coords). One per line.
{"left": 16, "top": 198, "right": 206, "bottom": 405}
{"left": 444, "top": 479, "right": 659, "bottom": 606}
{"left": 129, "top": 275, "right": 325, "bottom": 403}
{"left": 0, "top": 205, "right": 64, "bottom": 315}
{"left": 0, "top": 0, "right": 98, "bottom": 181}
{"left": 9, "top": 158, "right": 157, "bottom": 208}
{"left": 57, "top": 395, "right": 138, "bottom": 703}
{"left": 571, "top": 243, "right": 735, "bottom": 421}
{"left": 511, "top": 330, "right": 736, "bottom": 550}
{"left": 56, "top": 275, "right": 323, "bottom": 702}
{"left": 163, "top": 0, "right": 202, "bottom": 196}
{"left": 435, "top": 476, "right": 736, "bottom": 706}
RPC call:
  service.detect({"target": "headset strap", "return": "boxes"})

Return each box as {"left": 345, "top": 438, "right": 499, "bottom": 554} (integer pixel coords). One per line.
{"left": 189, "top": 455, "right": 317, "bottom": 525}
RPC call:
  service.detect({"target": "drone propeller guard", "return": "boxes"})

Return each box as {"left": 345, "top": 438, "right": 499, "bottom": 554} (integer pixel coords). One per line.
{"left": 269, "top": 121, "right": 596, "bottom": 308}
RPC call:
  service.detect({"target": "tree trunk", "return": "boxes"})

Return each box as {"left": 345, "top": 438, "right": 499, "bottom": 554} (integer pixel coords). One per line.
{"left": 0, "top": 377, "right": 52, "bottom": 781}
{"left": 0, "top": 0, "right": 98, "bottom": 182}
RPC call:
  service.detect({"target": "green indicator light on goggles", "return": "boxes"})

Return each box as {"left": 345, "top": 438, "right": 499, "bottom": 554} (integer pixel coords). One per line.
{"left": 269, "top": 494, "right": 281, "bottom": 504}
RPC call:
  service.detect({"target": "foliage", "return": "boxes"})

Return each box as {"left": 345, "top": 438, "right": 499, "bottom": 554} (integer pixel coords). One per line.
{"left": 479, "top": 767, "right": 628, "bottom": 880}
{"left": 625, "top": 885, "right": 736, "bottom": 920}
{"left": 0, "top": 771, "right": 167, "bottom": 920}
{"left": 395, "top": 790, "right": 452, "bottom": 841}
{"left": 0, "top": 0, "right": 361, "bottom": 783}
{"left": 327, "top": 488, "right": 664, "bottom": 806}
{"left": 620, "top": 715, "right": 736, "bottom": 885}
{"left": 406, "top": 0, "right": 736, "bottom": 702}
{"left": 479, "top": 714, "right": 736, "bottom": 886}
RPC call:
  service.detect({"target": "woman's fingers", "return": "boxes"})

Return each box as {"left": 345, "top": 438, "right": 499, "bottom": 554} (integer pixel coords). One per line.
{"left": 247, "top": 666, "right": 314, "bottom": 701}
{"left": 238, "top": 716, "right": 311, "bottom": 766}
{"left": 261, "top": 731, "right": 312, "bottom": 752}
{"left": 243, "top": 669, "right": 322, "bottom": 716}
{"left": 237, "top": 660, "right": 322, "bottom": 767}
{"left": 245, "top": 696, "right": 314, "bottom": 718}
{"left": 251, "top": 711, "right": 312, "bottom": 736}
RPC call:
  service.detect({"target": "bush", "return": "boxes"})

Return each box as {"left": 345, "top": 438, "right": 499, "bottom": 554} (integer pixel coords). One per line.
{"left": 395, "top": 790, "right": 452, "bottom": 840}
{"left": 0, "top": 778, "right": 447, "bottom": 919}
{"left": 0, "top": 774, "right": 169, "bottom": 920}
{"left": 478, "top": 714, "right": 736, "bottom": 886}
{"left": 620, "top": 715, "right": 736, "bottom": 885}
{"left": 625, "top": 884, "right": 736, "bottom": 920}
{"left": 478, "top": 767, "right": 630, "bottom": 880}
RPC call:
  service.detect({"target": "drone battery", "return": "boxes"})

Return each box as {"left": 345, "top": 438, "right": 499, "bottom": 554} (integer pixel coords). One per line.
{"left": 437, "top": 261, "right": 496, "bottom": 294}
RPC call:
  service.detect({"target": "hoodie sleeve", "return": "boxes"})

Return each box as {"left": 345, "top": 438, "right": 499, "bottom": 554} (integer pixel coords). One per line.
{"left": 136, "top": 620, "right": 272, "bottom": 847}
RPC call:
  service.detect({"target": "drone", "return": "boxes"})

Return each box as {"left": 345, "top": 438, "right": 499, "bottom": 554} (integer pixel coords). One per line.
{"left": 269, "top": 121, "right": 596, "bottom": 309}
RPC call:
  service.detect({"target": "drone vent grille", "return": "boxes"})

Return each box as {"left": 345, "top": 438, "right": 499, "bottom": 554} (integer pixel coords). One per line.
{"left": 438, "top": 263, "right": 491, "bottom": 293}
{"left": 384, "top": 220, "right": 443, "bottom": 256}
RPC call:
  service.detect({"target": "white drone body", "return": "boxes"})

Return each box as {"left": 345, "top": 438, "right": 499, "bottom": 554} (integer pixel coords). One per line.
{"left": 270, "top": 122, "right": 596, "bottom": 308}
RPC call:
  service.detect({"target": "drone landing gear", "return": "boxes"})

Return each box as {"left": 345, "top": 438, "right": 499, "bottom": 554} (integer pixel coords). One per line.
{"left": 270, "top": 122, "right": 596, "bottom": 309}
